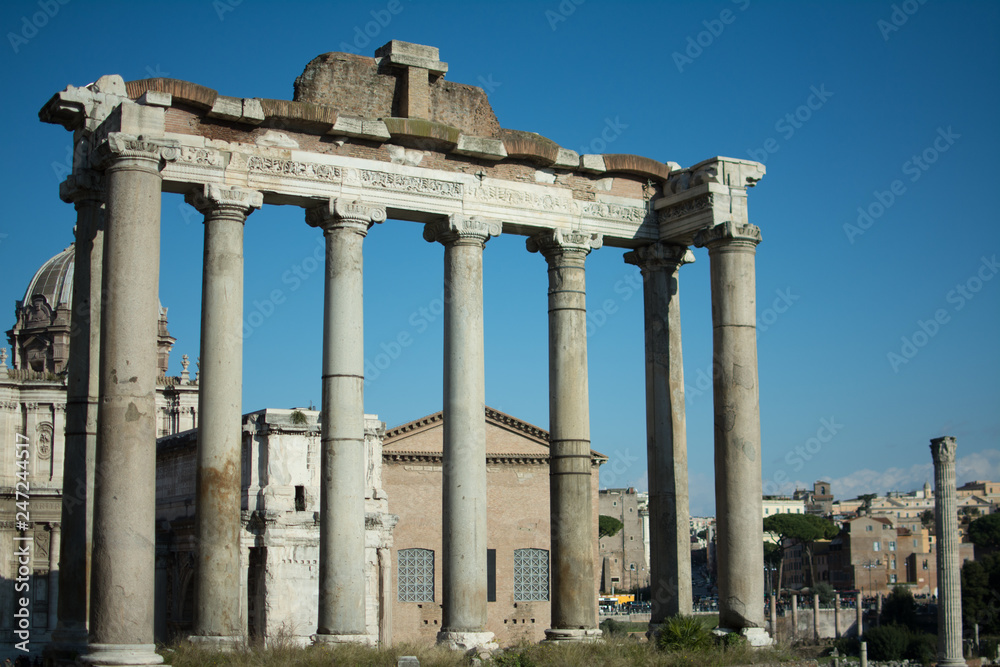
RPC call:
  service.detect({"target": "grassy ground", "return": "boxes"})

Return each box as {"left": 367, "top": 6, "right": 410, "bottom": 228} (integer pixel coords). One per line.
{"left": 159, "top": 635, "right": 804, "bottom": 667}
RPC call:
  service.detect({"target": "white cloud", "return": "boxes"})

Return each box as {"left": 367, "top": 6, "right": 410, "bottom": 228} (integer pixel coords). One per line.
{"left": 829, "top": 449, "right": 1000, "bottom": 500}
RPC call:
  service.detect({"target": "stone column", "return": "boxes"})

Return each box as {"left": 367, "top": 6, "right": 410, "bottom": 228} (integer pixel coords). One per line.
{"left": 425, "top": 215, "right": 500, "bottom": 651}
{"left": 186, "top": 185, "right": 262, "bottom": 645}
{"left": 931, "top": 436, "right": 966, "bottom": 667}
{"left": 378, "top": 547, "right": 393, "bottom": 647}
{"left": 769, "top": 593, "right": 777, "bottom": 637}
{"left": 80, "top": 134, "right": 174, "bottom": 667}
{"left": 623, "top": 242, "right": 695, "bottom": 628}
{"left": 693, "top": 222, "right": 768, "bottom": 645}
{"left": 835, "top": 593, "right": 842, "bottom": 638}
{"left": 306, "top": 198, "right": 385, "bottom": 644}
{"left": 527, "top": 229, "right": 603, "bottom": 643}
{"left": 813, "top": 592, "right": 821, "bottom": 642}
{"left": 47, "top": 170, "right": 103, "bottom": 663}
{"left": 48, "top": 523, "right": 61, "bottom": 632}
{"left": 791, "top": 593, "right": 799, "bottom": 639}
{"left": 856, "top": 596, "right": 863, "bottom": 637}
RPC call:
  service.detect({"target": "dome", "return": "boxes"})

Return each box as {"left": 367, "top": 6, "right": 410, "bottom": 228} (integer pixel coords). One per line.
{"left": 8, "top": 242, "right": 174, "bottom": 375}
{"left": 20, "top": 245, "right": 74, "bottom": 312}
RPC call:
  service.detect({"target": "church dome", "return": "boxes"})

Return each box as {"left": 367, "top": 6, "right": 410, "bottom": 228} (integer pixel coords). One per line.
{"left": 8, "top": 242, "right": 175, "bottom": 375}
{"left": 20, "top": 244, "right": 75, "bottom": 313}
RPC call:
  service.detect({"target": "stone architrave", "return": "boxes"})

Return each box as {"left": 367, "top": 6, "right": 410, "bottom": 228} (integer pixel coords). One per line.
{"left": 47, "top": 171, "right": 104, "bottom": 664}
{"left": 424, "top": 215, "right": 500, "bottom": 652}
{"left": 623, "top": 242, "right": 694, "bottom": 628}
{"left": 527, "top": 228, "right": 603, "bottom": 643}
{"left": 694, "top": 221, "right": 769, "bottom": 645}
{"left": 79, "top": 133, "right": 176, "bottom": 667}
{"left": 931, "top": 436, "right": 966, "bottom": 667}
{"left": 306, "top": 198, "right": 386, "bottom": 645}
{"left": 186, "top": 185, "right": 262, "bottom": 645}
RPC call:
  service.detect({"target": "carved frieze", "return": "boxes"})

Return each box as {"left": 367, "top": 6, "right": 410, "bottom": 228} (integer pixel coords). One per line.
{"left": 468, "top": 184, "right": 575, "bottom": 213}
{"left": 247, "top": 156, "right": 344, "bottom": 183}
{"left": 179, "top": 146, "right": 223, "bottom": 166}
{"left": 581, "top": 201, "right": 650, "bottom": 224}
{"left": 658, "top": 194, "right": 715, "bottom": 221}
{"left": 358, "top": 169, "right": 463, "bottom": 198}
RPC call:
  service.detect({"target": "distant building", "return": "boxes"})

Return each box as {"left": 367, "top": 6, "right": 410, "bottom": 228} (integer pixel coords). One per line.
{"left": 598, "top": 487, "right": 649, "bottom": 594}
{"left": 825, "top": 516, "right": 938, "bottom": 596}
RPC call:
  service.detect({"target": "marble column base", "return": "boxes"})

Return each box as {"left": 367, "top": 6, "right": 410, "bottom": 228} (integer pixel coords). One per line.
{"left": 542, "top": 628, "right": 602, "bottom": 643}
{"left": 436, "top": 630, "right": 498, "bottom": 652}
{"left": 935, "top": 659, "right": 967, "bottom": 667}
{"left": 713, "top": 627, "right": 774, "bottom": 647}
{"left": 187, "top": 635, "right": 241, "bottom": 651}
{"left": 312, "top": 633, "right": 375, "bottom": 647}
{"left": 76, "top": 643, "right": 164, "bottom": 666}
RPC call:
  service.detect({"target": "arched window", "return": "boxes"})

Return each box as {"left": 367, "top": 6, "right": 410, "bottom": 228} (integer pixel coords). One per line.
{"left": 398, "top": 548, "right": 434, "bottom": 602}
{"left": 513, "top": 548, "right": 549, "bottom": 601}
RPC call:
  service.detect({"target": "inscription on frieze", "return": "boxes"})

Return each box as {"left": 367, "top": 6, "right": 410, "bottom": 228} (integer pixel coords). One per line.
{"left": 359, "top": 169, "right": 463, "bottom": 198}
{"left": 469, "top": 185, "right": 575, "bottom": 213}
{"left": 247, "top": 156, "right": 344, "bottom": 182}
{"left": 581, "top": 201, "right": 650, "bottom": 223}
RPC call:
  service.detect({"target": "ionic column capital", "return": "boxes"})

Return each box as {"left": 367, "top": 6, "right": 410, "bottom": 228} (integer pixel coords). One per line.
{"left": 93, "top": 132, "right": 179, "bottom": 171}
{"left": 623, "top": 242, "right": 694, "bottom": 274}
{"left": 423, "top": 215, "right": 500, "bottom": 247}
{"left": 185, "top": 184, "right": 263, "bottom": 220}
{"left": 693, "top": 221, "right": 762, "bottom": 251}
{"left": 59, "top": 170, "right": 104, "bottom": 205}
{"left": 526, "top": 229, "right": 603, "bottom": 262}
{"left": 930, "top": 436, "right": 958, "bottom": 464}
{"left": 306, "top": 198, "right": 386, "bottom": 236}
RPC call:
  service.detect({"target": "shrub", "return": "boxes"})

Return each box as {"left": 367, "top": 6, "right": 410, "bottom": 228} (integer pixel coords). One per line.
{"left": 657, "top": 614, "right": 712, "bottom": 651}
{"left": 834, "top": 635, "right": 860, "bottom": 657}
{"left": 814, "top": 582, "right": 835, "bottom": 605}
{"left": 905, "top": 630, "right": 937, "bottom": 665}
{"left": 864, "top": 623, "right": 911, "bottom": 661}
{"left": 599, "top": 617, "right": 628, "bottom": 637}
{"left": 490, "top": 648, "right": 536, "bottom": 667}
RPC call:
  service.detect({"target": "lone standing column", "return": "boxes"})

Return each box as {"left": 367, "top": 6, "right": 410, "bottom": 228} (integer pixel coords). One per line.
{"left": 425, "top": 215, "right": 500, "bottom": 652}
{"left": 47, "top": 171, "right": 103, "bottom": 664}
{"left": 80, "top": 133, "right": 174, "bottom": 667}
{"left": 624, "top": 243, "right": 695, "bottom": 627}
{"left": 528, "top": 229, "right": 603, "bottom": 643}
{"left": 306, "top": 199, "right": 385, "bottom": 645}
{"left": 187, "top": 185, "right": 262, "bottom": 646}
{"left": 693, "top": 221, "right": 769, "bottom": 645}
{"left": 931, "top": 436, "right": 966, "bottom": 667}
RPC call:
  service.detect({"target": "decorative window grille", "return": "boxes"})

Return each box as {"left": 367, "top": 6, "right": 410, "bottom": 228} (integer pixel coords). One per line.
{"left": 513, "top": 548, "right": 549, "bottom": 601}
{"left": 398, "top": 548, "right": 434, "bottom": 602}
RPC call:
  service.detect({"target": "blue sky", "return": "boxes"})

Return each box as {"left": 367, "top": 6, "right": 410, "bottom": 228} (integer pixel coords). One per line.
{"left": 1, "top": 0, "right": 997, "bottom": 516}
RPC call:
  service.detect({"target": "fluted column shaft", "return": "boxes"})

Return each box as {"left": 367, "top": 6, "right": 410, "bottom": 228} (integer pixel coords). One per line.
{"left": 529, "top": 229, "right": 602, "bottom": 642}
{"left": 187, "top": 185, "right": 262, "bottom": 642}
{"left": 694, "top": 221, "right": 765, "bottom": 633}
{"left": 931, "top": 436, "right": 965, "bottom": 667}
{"left": 426, "top": 216, "right": 499, "bottom": 647}
{"left": 48, "top": 523, "right": 61, "bottom": 631}
{"left": 624, "top": 242, "right": 694, "bottom": 624}
{"left": 49, "top": 171, "right": 103, "bottom": 660}
{"left": 82, "top": 135, "right": 172, "bottom": 667}
{"left": 307, "top": 198, "right": 385, "bottom": 642}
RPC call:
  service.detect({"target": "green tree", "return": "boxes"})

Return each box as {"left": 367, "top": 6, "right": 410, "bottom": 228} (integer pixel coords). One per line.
{"left": 968, "top": 513, "right": 1000, "bottom": 552}
{"left": 962, "top": 552, "right": 1000, "bottom": 635}
{"left": 599, "top": 515, "right": 623, "bottom": 538}
{"left": 859, "top": 493, "right": 878, "bottom": 516}
{"left": 763, "top": 513, "right": 839, "bottom": 588}
{"left": 919, "top": 509, "right": 935, "bottom": 531}
{"left": 881, "top": 585, "right": 917, "bottom": 629}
